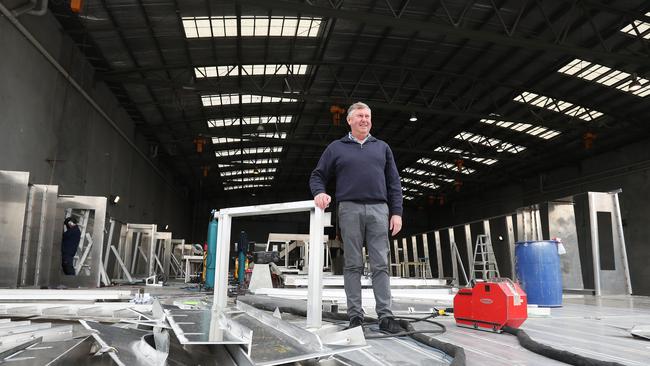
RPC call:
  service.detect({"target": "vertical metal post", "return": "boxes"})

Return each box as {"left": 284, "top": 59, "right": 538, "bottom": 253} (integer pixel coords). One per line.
{"left": 116, "top": 225, "right": 128, "bottom": 279}
{"left": 284, "top": 241, "right": 289, "bottom": 267}
{"left": 20, "top": 186, "right": 35, "bottom": 287}
{"left": 103, "top": 219, "right": 115, "bottom": 274}
{"left": 304, "top": 236, "right": 310, "bottom": 274}
{"left": 587, "top": 193, "right": 602, "bottom": 296}
{"left": 612, "top": 192, "right": 632, "bottom": 295}
{"left": 421, "top": 234, "right": 432, "bottom": 278}
{"left": 392, "top": 239, "right": 400, "bottom": 276}
{"left": 434, "top": 231, "right": 443, "bottom": 279}
{"left": 325, "top": 243, "right": 330, "bottom": 269}
{"left": 483, "top": 220, "right": 491, "bottom": 240}
{"left": 410, "top": 235, "right": 419, "bottom": 277}
{"left": 506, "top": 215, "right": 516, "bottom": 281}
{"left": 463, "top": 224, "right": 473, "bottom": 273}
{"left": 130, "top": 232, "right": 140, "bottom": 274}
{"left": 534, "top": 207, "right": 543, "bottom": 240}
{"left": 148, "top": 231, "right": 156, "bottom": 278}
{"left": 213, "top": 213, "right": 232, "bottom": 315}
{"left": 389, "top": 239, "right": 395, "bottom": 269}
{"left": 34, "top": 186, "right": 50, "bottom": 287}
{"left": 306, "top": 207, "right": 324, "bottom": 328}
{"left": 448, "top": 228, "right": 458, "bottom": 286}
{"left": 401, "top": 238, "right": 409, "bottom": 277}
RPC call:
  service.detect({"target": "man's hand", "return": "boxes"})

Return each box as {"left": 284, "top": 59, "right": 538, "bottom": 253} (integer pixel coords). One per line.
{"left": 314, "top": 193, "right": 331, "bottom": 209}
{"left": 389, "top": 215, "right": 402, "bottom": 236}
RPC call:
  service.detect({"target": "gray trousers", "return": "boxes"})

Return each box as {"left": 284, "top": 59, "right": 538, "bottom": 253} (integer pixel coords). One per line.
{"left": 338, "top": 201, "right": 393, "bottom": 320}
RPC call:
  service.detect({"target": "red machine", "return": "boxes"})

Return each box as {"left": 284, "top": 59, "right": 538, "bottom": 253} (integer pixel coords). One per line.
{"left": 454, "top": 279, "right": 528, "bottom": 332}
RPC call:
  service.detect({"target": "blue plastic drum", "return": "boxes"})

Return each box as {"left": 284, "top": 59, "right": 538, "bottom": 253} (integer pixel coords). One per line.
{"left": 515, "top": 240, "right": 563, "bottom": 307}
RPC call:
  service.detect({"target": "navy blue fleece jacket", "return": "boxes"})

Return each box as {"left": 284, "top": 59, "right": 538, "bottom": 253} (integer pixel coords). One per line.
{"left": 61, "top": 226, "right": 81, "bottom": 258}
{"left": 309, "top": 135, "right": 403, "bottom": 216}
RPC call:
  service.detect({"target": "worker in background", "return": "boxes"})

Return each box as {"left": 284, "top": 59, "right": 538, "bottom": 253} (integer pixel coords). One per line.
{"left": 61, "top": 217, "right": 81, "bottom": 275}
{"left": 237, "top": 231, "right": 248, "bottom": 285}
{"left": 310, "top": 101, "right": 405, "bottom": 333}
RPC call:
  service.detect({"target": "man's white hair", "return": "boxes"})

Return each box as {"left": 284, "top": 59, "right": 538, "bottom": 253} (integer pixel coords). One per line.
{"left": 347, "top": 102, "right": 371, "bottom": 118}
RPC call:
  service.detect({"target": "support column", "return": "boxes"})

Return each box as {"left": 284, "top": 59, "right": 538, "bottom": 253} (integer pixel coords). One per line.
{"left": 306, "top": 207, "right": 324, "bottom": 328}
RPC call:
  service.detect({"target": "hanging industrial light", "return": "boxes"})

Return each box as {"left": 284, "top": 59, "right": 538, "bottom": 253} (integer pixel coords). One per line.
{"left": 628, "top": 73, "right": 642, "bottom": 92}
{"left": 409, "top": 112, "right": 417, "bottom": 122}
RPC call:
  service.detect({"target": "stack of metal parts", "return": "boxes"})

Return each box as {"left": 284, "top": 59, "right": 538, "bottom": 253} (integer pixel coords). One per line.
{"left": 0, "top": 288, "right": 372, "bottom": 366}
{"left": 0, "top": 170, "right": 189, "bottom": 291}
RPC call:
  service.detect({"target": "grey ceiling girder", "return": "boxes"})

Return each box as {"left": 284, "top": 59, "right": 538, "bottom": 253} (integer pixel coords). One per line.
{"left": 239, "top": 0, "right": 650, "bottom": 67}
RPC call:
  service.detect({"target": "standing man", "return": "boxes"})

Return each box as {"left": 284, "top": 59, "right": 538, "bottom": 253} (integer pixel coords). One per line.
{"left": 61, "top": 217, "right": 81, "bottom": 275}
{"left": 310, "top": 102, "right": 404, "bottom": 333}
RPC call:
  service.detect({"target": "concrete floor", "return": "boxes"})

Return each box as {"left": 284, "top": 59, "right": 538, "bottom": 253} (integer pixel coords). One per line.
{"left": 12, "top": 282, "right": 647, "bottom": 365}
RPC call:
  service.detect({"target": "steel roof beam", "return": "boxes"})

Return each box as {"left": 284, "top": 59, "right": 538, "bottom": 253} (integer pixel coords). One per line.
{"left": 240, "top": 0, "right": 650, "bottom": 67}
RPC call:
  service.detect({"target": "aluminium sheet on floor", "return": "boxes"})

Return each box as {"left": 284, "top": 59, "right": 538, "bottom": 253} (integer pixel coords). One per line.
{"left": 433, "top": 296, "right": 650, "bottom": 366}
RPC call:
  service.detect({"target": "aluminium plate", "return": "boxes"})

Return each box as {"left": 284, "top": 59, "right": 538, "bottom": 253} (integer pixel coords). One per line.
{"left": 164, "top": 307, "right": 253, "bottom": 346}
{"left": 231, "top": 301, "right": 368, "bottom": 366}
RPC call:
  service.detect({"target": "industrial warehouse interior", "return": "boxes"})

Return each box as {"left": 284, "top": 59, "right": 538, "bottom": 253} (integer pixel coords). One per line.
{"left": 1, "top": 0, "right": 650, "bottom": 365}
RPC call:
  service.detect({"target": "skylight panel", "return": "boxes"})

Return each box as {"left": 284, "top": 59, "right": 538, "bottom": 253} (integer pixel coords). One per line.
{"left": 202, "top": 94, "right": 297, "bottom": 107}
{"left": 620, "top": 12, "right": 650, "bottom": 39}
{"left": 212, "top": 137, "right": 245, "bottom": 144}
{"left": 402, "top": 167, "right": 456, "bottom": 182}
{"left": 402, "top": 187, "right": 422, "bottom": 201}
{"left": 256, "top": 132, "right": 287, "bottom": 139}
{"left": 557, "top": 59, "right": 650, "bottom": 98}
{"left": 401, "top": 177, "right": 439, "bottom": 190}
{"left": 223, "top": 184, "right": 272, "bottom": 191}
{"left": 182, "top": 16, "right": 322, "bottom": 39}
{"left": 416, "top": 158, "right": 475, "bottom": 175}
{"left": 402, "top": 186, "right": 420, "bottom": 193}
{"left": 211, "top": 133, "right": 286, "bottom": 144}
{"left": 513, "top": 91, "right": 603, "bottom": 121}
{"left": 226, "top": 176, "right": 274, "bottom": 183}
{"left": 434, "top": 147, "right": 464, "bottom": 154}
{"left": 468, "top": 157, "right": 498, "bottom": 165}
{"left": 220, "top": 168, "right": 277, "bottom": 177}
{"left": 195, "top": 66, "right": 237, "bottom": 78}
{"left": 434, "top": 145, "right": 500, "bottom": 165}
{"left": 195, "top": 64, "right": 308, "bottom": 79}
{"left": 402, "top": 167, "right": 432, "bottom": 176}
{"left": 207, "top": 116, "right": 293, "bottom": 128}
{"left": 214, "top": 146, "right": 283, "bottom": 158}
{"left": 233, "top": 158, "right": 280, "bottom": 165}
{"left": 480, "top": 118, "right": 561, "bottom": 140}
{"left": 454, "top": 132, "right": 526, "bottom": 154}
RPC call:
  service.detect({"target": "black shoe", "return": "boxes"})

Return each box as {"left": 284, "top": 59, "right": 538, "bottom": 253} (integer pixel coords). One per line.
{"left": 379, "top": 317, "right": 406, "bottom": 334}
{"left": 347, "top": 317, "right": 364, "bottom": 329}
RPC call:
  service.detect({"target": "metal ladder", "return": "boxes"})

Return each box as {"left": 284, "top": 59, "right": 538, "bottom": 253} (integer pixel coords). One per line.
{"left": 471, "top": 234, "right": 500, "bottom": 280}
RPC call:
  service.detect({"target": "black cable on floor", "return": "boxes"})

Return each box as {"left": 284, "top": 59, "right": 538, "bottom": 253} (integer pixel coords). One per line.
{"left": 502, "top": 326, "right": 625, "bottom": 366}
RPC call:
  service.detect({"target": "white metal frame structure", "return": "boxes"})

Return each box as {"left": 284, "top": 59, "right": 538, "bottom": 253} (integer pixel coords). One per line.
{"left": 51, "top": 195, "right": 107, "bottom": 288}
{"left": 266, "top": 233, "right": 311, "bottom": 269}
{"left": 154, "top": 232, "right": 173, "bottom": 279}
{"left": 211, "top": 200, "right": 324, "bottom": 329}
{"left": 170, "top": 239, "right": 186, "bottom": 278}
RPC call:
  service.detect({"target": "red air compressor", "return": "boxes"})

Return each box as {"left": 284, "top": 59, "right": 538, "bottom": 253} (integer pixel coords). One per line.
{"left": 454, "top": 279, "right": 528, "bottom": 332}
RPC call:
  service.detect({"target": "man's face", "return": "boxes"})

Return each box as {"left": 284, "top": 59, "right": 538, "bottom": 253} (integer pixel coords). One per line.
{"left": 347, "top": 107, "right": 372, "bottom": 137}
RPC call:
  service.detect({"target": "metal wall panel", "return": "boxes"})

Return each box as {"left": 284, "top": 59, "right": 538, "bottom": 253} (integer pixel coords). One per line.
{"left": 0, "top": 171, "right": 29, "bottom": 288}
{"left": 487, "top": 216, "right": 515, "bottom": 279}
{"left": 155, "top": 232, "right": 172, "bottom": 278}
{"left": 19, "top": 185, "right": 58, "bottom": 287}
{"left": 546, "top": 200, "right": 584, "bottom": 290}
{"left": 586, "top": 192, "right": 631, "bottom": 295}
